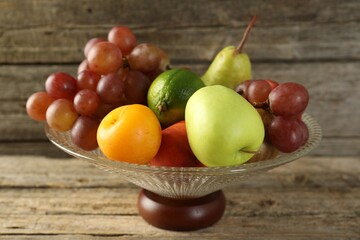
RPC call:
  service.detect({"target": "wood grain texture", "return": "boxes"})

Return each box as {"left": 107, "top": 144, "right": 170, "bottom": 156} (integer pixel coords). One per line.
{"left": 0, "top": 156, "right": 359, "bottom": 239}
{"left": 0, "top": 2, "right": 359, "bottom": 239}
{"left": 0, "top": 0, "right": 359, "bottom": 157}
{"left": 0, "top": 0, "right": 359, "bottom": 63}
{"left": 0, "top": 62, "right": 359, "bottom": 156}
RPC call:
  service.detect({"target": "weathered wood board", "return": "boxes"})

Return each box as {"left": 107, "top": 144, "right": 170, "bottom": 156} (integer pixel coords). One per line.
{"left": 0, "top": 156, "right": 359, "bottom": 239}
{"left": 1, "top": 0, "right": 360, "bottom": 63}
{"left": 0, "top": 0, "right": 359, "bottom": 156}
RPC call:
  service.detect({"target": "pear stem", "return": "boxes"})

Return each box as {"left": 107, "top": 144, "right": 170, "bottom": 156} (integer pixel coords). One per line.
{"left": 234, "top": 15, "right": 257, "bottom": 55}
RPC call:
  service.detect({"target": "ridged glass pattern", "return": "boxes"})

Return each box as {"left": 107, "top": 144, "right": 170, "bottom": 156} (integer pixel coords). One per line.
{"left": 46, "top": 113, "right": 322, "bottom": 198}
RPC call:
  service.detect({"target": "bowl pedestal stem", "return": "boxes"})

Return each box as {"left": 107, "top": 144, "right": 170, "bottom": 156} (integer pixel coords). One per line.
{"left": 137, "top": 189, "right": 226, "bottom": 231}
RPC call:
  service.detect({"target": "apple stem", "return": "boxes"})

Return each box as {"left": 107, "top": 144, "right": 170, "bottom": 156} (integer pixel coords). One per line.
{"left": 234, "top": 15, "right": 257, "bottom": 55}
{"left": 240, "top": 149, "right": 258, "bottom": 154}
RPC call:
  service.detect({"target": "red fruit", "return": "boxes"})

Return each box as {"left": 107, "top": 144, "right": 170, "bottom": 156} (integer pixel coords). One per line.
{"left": 124, "top": 70, "right": 151, "bottom": 104}
{"left": 150, "top": 121, "right": 203, "bottom": 167}
{"left": 45, "top": 72, "right": 78, "bottom": 100}
{"left": 87, "top": 41, "right": 123, "bottom": 75}
{"left": 108, "top": 26, "right": 137, "bottom": 55}
{"left": 84, "top": 37, "right": 106, "bottom": 58}
{"left": 96, "top": 72, "right": 126, "bottom": 104}
{"left": 267, "top": 116, "right": 307, "bottom": 153}
{"left": 71, "top": 116, "right": 99, "bottom": 151}
{"left": 77, "top": 70, "right": 101, "bottom": 91}
{"left": 235, "top": 80, "right": 252, "bottom": 98}
{"left": 26, "top": 91, "right": 55, "bottom": 121}
{"left": 246, "top": 80, "right": 272, "bottom": 105}
{"left": 127, "top": 43, "right": 162, "bottom": 72}
{"left": 264, "top": 79, "right": 279, "bottom": 90}
{"left": 256, "top": 108, "right": 273, "bottom": 128}
{"left": 46, "top": 99, "right": 78, "bottom": 131}
{"left": 297, "top": 119, "right": 309, "bottom": 146}
{"left": 77, "top": 59, "right": 90, "bottom": 74}
{"left": 73, "top": 89, "right": 99, "bottom": 116}
{"left": 269, "top": 82, "right": 309, "bottom": 117}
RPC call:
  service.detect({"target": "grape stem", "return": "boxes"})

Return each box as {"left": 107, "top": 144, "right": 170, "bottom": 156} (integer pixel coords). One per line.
{"left": 122, "top": 56, "right": 130, "bottom": 68}
{"left": 252, "top": 100, "right": 269, "bottom": 109}
{"left": 234, "top": 15, "right": 257, "bottom": 55}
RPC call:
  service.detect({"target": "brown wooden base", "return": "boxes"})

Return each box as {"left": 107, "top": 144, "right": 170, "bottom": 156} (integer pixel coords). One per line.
{"left": 137, "top": 189, "right": 226, "bottom": 231}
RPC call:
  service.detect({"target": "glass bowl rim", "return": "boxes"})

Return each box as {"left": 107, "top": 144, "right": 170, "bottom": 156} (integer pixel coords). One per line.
{"left": 45, "top": 113, "right": 322, "bottom": 176}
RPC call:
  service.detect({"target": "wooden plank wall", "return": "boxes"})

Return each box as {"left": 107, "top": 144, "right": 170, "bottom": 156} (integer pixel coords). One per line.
{"left": 0, "top": 0, "right": 359, "bottom": 157}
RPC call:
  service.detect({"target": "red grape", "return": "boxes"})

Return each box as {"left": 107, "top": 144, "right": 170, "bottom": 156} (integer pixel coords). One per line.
{"left": 269, "top": 82, "right": 309, "bottom": 117}
{"left": 127, "top": 43, "right": 162, "bottom": 72}
{"left": 26, "top": 91, "right": 55, "bottom": 121}
{"left": 298, "top": 119, "right": 309, "bottom": 146}
{"left": 265, "top": 79, "right": 279, "bottom": 90}
{"left": 71, "top": 116, "right": 99, "bottom": 151}
{"left": 246, "top": 80, "right": 272, "bottom": 106}
{"left": 78, "top": 59, "right": 90, "bottom": 74}
{"left": 256, "top": 108, "right": 273, "bottom": 129}
{"left": 84, "top": 37, "right": 106, "bottom": 58}
{"left": 142, "top": 48, "right": 169, "bottom": 79}
{"left": 157, "top": 47, "right": 170, "bottom": 71}
{"left": 96, "top": 72, "right": 126, "bottom": 104}
{"left": 77, "top": 70, "right": 101, "bottom": 91}
{"left": 87, "top": 41, "right": 123, "bottom": 75}
{"left": 46, "top": 99, "right": 78, "bottom": 131}
{"left": 145, "top": 68, "right": 164, "bottom": 82}
{"left": 45, "top": 72, "right": 78, "bottom": 100}
{"left": 108, "top": 26, "right": 137, "bottom": 55}
{"left": 124, "top": 70, "right": 151, "bottom": 104}
{"left": 235, "top": 80, "right": 252, "bottom": 98}
{"left": 93, "top": 102, "right": 118, "bottom": 119}
{"left": 73, "top": 89, "right": 100, "bottom": 116}
{"left": 267, "top": 116, "right": 307, "bottom": 153}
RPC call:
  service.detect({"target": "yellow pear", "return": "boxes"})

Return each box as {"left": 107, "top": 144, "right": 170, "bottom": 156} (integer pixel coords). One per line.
{"left": 202, "top": 16, "right": 257, "bottom": 89}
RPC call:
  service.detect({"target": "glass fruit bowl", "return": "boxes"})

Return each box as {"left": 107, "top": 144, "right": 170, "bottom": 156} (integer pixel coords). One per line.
{"left": 45, "top": 113, "right": 322, "bottom": 231}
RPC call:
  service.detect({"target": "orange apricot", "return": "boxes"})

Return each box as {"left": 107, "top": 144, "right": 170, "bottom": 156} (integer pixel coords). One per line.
{"left": 97, "top": 104, "right": 162, "bottom": 164}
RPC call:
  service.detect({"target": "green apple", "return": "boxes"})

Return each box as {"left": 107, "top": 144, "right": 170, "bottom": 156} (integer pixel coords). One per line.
{"left": 185, "top": 85, "right": 264, "bottom": 167}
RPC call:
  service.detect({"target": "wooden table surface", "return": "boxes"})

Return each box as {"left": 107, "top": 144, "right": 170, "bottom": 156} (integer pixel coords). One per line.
{"left": 0, "top": 155, "right": 359, "bottom": 239}
{"left": 0, "top": 1, "right": 358, "bottom": 239}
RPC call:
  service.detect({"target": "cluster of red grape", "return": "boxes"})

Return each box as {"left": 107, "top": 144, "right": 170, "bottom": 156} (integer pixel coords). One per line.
{"left": 26, "top": 26, "right": 170, "bottom": 151}
{"left": 236, "top": 80, "right": 310, "bottom": 153}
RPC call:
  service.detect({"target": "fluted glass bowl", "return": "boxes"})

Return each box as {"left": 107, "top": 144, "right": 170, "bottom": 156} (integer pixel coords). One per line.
{"left": 46, "top": 113, "right": 322, "bottom": 199}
